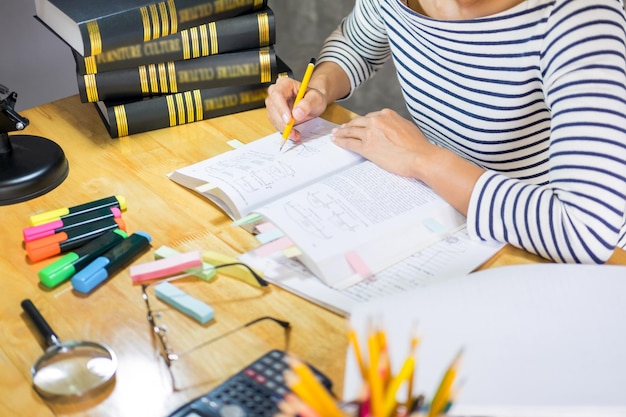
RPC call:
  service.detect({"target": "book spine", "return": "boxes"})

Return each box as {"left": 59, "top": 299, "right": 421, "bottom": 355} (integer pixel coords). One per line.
{"left": 78, "top": 46, "right": 276, "bottom": 103}
{"left": 79, "top": 0, "right": 268, "bottom": 56}
{"left": 75, "top": 9, "right": 275, "bottom": 74}
{"left": 105, "top": 83, "right": 269, "bottom": 138}
{"left": 96, "top": 56, "right": 292, "bottom": 138}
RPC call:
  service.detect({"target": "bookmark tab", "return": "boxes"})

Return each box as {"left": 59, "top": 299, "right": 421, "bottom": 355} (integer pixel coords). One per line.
{"left": 345, "top": 251, "right": 372, "bottom": 279}
{"left": 255, "top": 227, "right": 284, "bottom": 244}
{"left": 232, "top": 213, "right": 262, "bottom": 227}
{"left": 254, "top": 222, "right": 276, "bottom": 233}
{"left": 131, "top": 250, "right": 202, "bottom": 283}
{"left": 422, "top": 217, "right": 447, "bottom": 234}
{"left": 254, "top": 236, "right": 294, "bottom": 257}
{"left": 282, "top": 246, "right": 302, "bottom": 258}
{"left": 153, "top": 281, "right": 214, "bottom": 324}
{"left": 227, "top": 139, "right": 245, "bottom": 149}
{"left": 194, "top": 183, "right": 217, "bottom": 193}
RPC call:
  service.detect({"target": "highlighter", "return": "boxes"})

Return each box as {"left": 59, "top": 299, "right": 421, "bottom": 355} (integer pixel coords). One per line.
{"left": 26, "top": 217, "right": 127, "bottom": 263}
{"left": 71, "top": 231, "right": 152, "bottom": 294}
{"left": 23, "top": 207, "right": 122, "bottom": 242}
{"left": 29, "top": 195, "right": 127, "bottom": 226}
{"left": 38, "top": 229, "right": 128, "bottom": 288}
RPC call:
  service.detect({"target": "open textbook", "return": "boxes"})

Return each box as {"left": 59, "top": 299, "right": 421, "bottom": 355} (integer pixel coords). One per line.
{"left": 169, "top": 118, "right": 466, "bottom": 289}
{"left": 345, "top": 264, "right": 626, "bottom": 417}
{"left": 239, "top": 227, "right": 503, "bottom": 316}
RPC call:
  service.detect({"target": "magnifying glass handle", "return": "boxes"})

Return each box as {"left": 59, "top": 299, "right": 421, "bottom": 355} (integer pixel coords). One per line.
{"left": 21, "top": 299, "right": 61, "bottom": 348}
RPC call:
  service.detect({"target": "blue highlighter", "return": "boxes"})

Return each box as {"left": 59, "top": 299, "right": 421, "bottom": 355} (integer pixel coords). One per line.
{"left": 71, "top": 231, "right": 152, "bottom": 294}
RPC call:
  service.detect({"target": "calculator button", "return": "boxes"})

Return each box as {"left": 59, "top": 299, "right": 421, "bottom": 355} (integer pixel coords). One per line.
{"left": 218, "top": 405, "right": 245, "bottom": 417}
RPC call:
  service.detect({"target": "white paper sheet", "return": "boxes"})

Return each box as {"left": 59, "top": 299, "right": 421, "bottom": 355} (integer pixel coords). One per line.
{"left": 344, "top": 263, "right": 626, "bottom": 417}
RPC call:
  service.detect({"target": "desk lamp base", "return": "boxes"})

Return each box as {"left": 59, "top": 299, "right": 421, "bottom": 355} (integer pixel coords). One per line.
{"left": 0, "top": 133, "right": 69, "bottom": 205}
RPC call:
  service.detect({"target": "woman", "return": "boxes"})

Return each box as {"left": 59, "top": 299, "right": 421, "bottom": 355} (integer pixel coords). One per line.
{"left": 265, "top": 0, "right": 626, "bottom": 264}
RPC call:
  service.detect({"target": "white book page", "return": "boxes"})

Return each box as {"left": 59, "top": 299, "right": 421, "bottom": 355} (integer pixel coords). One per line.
{"left": 168, "top": 118, "right": 363, "bottom": 218}
{"left": 254, "top": 160, "right": 466, "bottom": 287}
{"left": 239, "top": 228, "right": 504, "bottom": 316}
{"left": 345, "top": 264, "right": 626, "bottom": 417}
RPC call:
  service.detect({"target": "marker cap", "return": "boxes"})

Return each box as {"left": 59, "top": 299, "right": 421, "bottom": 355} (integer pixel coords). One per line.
{"left": 26, "top": 218, "right": 127, "bottom": 263}
{"left": 71, "top": 257, "right": 110, "bottom": 294}
{"left": 71, "top": 231, "right": 152, "bottom": 294}
{"left": 29, "top": 195, "right": 127, "bottom": 226}
{"left": 23, "top": 207, "right": 122, "bottom": 242}
{"left": 38, "top": 229, "right": 128, "bottom": 288}
{"left": 38, "top": 252, "right": 79, "bottom": 288}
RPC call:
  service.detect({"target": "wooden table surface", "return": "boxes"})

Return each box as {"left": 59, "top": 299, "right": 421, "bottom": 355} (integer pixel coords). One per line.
{"left": 1, "top": 95, "right": 624, "bottom": 417}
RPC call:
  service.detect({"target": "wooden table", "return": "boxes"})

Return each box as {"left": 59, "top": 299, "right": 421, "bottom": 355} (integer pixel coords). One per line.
{"left": 1, "top": 95, "right": 624, "bottom": 417}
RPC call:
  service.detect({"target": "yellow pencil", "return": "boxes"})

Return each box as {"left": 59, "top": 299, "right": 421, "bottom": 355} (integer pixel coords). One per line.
{"left": 283, "top": 370, "right": 326, "bottom": 417}
{"left": 286, "top": 355, "right": 344, "bottom": 417}
{"left": 405, "top": 329, "right": 420, "bottom": 410}
{"left": 428, "top": 349, "right": 463, "bottom": 417}
{"left": 382, "top": 354, "right": 415, "bottom": 417}
{"left": 280, "top": 57, "right": 316, "bottom": 150}
{"left": 368, "top": 326, "right": 383, "bottom": 417}
{"left": 349, "top": 329, "right": 368, "bottom": 380}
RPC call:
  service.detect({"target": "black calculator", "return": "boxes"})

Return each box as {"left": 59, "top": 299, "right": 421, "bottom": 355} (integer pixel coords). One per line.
{"left": 166, "top": 349, "right": 334, "bottom": 417}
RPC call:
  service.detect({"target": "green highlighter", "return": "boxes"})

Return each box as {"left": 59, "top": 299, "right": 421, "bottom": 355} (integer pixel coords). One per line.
{"left": 38, "top": 229, "right": 128, "bottom": 288}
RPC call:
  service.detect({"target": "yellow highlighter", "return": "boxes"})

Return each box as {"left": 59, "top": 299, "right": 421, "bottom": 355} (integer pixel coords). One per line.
{"left": 201, "top": 249, "right": 268, "bottom": 287}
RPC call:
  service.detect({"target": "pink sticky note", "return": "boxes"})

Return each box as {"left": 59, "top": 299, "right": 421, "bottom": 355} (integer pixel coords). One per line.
{"left": 345, "top": 251, "right": 372, "bottom": 279}
{"left": 254, "top": 236, "right": 294, "bottom": 257}
{"left": 255, "top": 222, "right": 276, "bottom": 233}
{"left": 130, "top": 250, "right": 202, "bottom": 283}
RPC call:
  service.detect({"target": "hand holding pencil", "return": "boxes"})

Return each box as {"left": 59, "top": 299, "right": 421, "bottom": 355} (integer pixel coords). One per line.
{"left": 279, "top": 58, "right": 316, "bottom": 150}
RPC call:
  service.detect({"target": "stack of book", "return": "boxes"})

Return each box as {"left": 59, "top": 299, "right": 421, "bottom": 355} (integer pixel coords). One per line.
{"left": 34, "top": 0, "right": 292, "bottom": 138}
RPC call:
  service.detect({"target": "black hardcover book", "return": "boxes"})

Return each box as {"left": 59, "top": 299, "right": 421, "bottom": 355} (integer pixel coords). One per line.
{"left": 35, "top": 0, "right": 268, "bottom": 57}
{"left": 73, "top": 8, "right": 276, "bottom": 74}
{"left": 77, "top": 46, "right": 277, "bottom": 103}
{"left": 94, "top": 57, "right": 292, "bottom": 138}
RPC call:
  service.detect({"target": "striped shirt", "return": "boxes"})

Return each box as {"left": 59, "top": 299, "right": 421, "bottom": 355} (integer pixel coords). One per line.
{"left": 318, "top": 0, "right": 626, "bottom": 263}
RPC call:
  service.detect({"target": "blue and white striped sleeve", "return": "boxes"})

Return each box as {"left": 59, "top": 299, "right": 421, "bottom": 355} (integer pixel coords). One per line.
{"left": 468, "top": 0, "right": 626, "bottom": 263}
{"left": 317, "top": 0, "right": 392, "bottom": 99}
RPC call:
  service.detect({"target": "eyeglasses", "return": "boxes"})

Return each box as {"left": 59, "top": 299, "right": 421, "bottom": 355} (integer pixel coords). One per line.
{"left": 140, "top": 263, "right": 291, "bottom": 390}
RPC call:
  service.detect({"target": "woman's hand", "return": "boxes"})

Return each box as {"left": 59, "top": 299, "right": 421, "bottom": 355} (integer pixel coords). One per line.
{"left": 332, "top": 108, "right": 484, "bottom": 215}
{"left": 330, "top": 108, "right": 434, "bottom": 179}
{"left": 265, "top": 77, "right": 329, "bottom": 142}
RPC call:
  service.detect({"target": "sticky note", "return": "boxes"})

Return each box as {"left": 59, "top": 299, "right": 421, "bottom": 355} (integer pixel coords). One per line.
{"left": 154, "top": 281, "right": 214, "bottom": 324}
{"left": 227, "top": 139, "right": 245, "bottom": 148}
{"left": 130, "top": 250, "right": 203, "bottom": 283}
{"left": 232, "top": 213, "right": 262, "bottom": 227}
{"left": 194, "top": 183, "right": 217, "bottom": 193}
{"left": 345, "top": 251, "right": 372, "bottom": 279}
{"left": 282, "top": 246, "right": 302, "bottom": 258}
{"left": 422, "top": 217, "right": 447, "bottom": 234}
{"left": 254, "top": 236, "right": 294, "bottom": 257}
{"left": 154, "top": 245, "right": 216, "bottom": 281}
{"left": 254, "top": 222, "right": 276, "bottom": 233}
{"left": 255, "top": 228, "right": 284, "bottom": 244}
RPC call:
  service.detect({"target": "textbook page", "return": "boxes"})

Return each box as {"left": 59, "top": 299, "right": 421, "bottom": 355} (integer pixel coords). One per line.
{"left": 239, "top": 227, "right": 504, "bottom": 316}
{"left": 254, "top": 160, "right": 466, "bottom": 288}
{"left": 345, "top": 264, "right": 626, "bottom": 417}
{"left": 168, "top": 118, "right": 364, "bottom": 219}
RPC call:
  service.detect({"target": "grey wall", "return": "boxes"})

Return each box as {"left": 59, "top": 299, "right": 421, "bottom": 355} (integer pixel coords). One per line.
{"left": 269, "top": 0, "right": 410, "bottom": 118}
{"left": 1, "top": 0, "right": 409, "bottom": 118}
{"left": 1, "top": 0, "right": 78, "bottom": 111}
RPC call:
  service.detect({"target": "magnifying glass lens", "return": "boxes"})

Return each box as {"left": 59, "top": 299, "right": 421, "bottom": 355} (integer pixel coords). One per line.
{"left": 33, "top": 344, "right": 117, "bottom": 396}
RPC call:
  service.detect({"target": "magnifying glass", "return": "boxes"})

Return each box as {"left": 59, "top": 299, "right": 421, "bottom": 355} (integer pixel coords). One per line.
{"left": 21, "top": 299, "right": 118, "bottom": 398}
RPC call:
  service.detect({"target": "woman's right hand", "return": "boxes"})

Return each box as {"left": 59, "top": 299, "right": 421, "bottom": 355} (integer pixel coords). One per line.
{"left": 265, "top": 76, "right": 329, "bottom": 142}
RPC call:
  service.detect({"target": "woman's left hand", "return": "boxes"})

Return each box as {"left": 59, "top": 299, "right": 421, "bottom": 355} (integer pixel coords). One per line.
{"left": 330, "top": 108, "right": 434, "bottom": 179}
